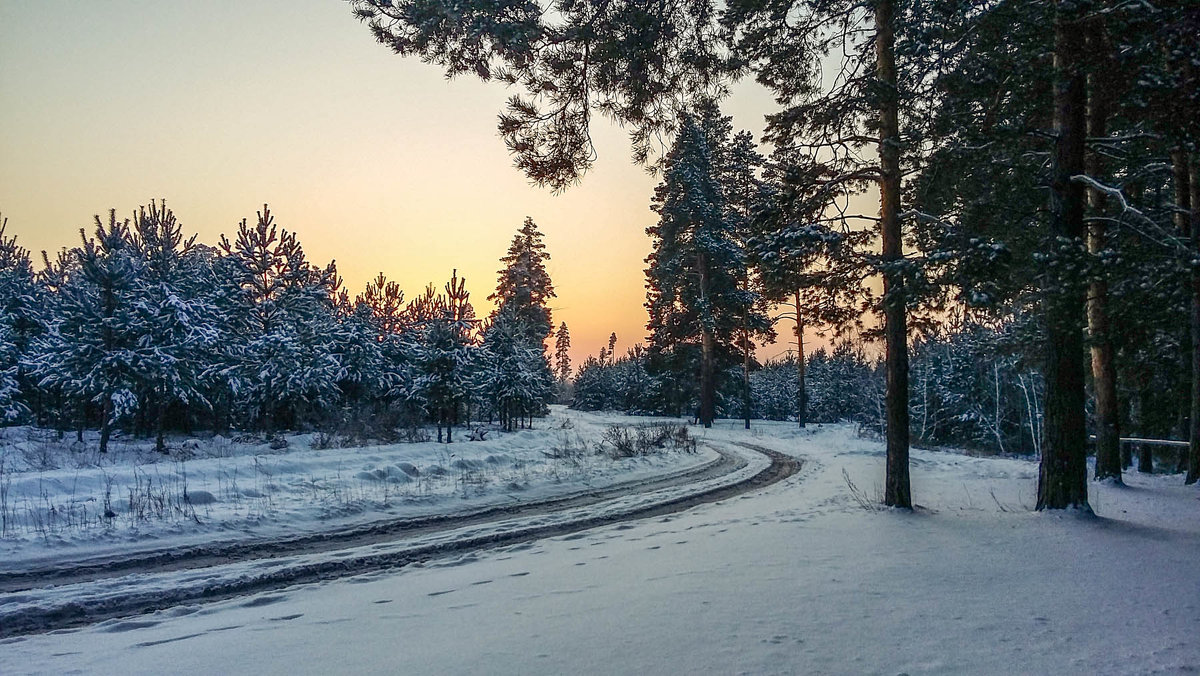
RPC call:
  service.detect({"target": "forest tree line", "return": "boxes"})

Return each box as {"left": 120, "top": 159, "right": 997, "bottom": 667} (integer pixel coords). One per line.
{"left": 0, "top": 207, "right": 560, "bottom": 452}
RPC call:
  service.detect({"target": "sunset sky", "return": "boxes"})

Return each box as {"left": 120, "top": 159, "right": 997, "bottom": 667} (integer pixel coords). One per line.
{"left": 0, "top": 1, "right": 856, "bottom": 366}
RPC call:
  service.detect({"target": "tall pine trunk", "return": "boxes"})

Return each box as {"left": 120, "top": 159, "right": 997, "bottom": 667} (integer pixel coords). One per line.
{"left": 742, "top": 320, "right": 751, "bottom": 430}
{"left": 1086, "top": 27, "right": 1122, "bottom": 483}
{"left": 876, "top": 0, "right": 910, "bottom": 508}
{"left": 1185, "top": 153, "right": 1200, "bottom": 484}
{"left": 698, "top": 252, "right": 715, "bottom": 428}
{"left": 155, "top": 389, "right": 168, "bottom": 455}
{"left": 99, "top": 398, "right": 112, "bottom": 455}
{"left": 1037, "top": 0, "right": 1090, "bottom": 511}
{"left": 796, "top": 292, "right": 807, "bottom": 429}
{"left": 700, "top": 329, "right": 715, "bottom": 428}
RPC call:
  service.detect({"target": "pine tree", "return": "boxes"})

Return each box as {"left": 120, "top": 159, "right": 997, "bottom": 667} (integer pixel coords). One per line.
{"left": 219, "top": 205, "right": 341, "bottom": 431}
{"left": 414, "top": 270, "right": 478, "bottom": 442}
{"left": 30, "top": 212, "right": 144, "bottom": 452}
{"left": 489, "top": 217, "right": 556, "bottom": 347}
{"left": 553, "top": 320, "right": 572, "bottom": 405}
{"left": 0, "top": 216, "right": 39, "bottom": 424}
{"left": 0, "top": 321, "right": 23, "bottom": 424}
{"left": 646, "top": 114, "right": 771, "bottom": 427}
{"left": 357, "top": 272, "right": 407, "bottom": 339}
{"left": 479, "top": 305, "right": 554, "bottom": 431}
{"left": 554, "top": 322, "right": 571, "bottom": 381}
{"left": 129, "top": 201, "right": 219, "bottom": 452}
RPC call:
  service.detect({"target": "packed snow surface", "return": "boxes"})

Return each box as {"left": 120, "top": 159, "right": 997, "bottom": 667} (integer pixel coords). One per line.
{"left": 3, "top": 413, "right": 1199, "bottom": 675}
{"left": 0, "top": 408, "right": 709, "bottom": 569}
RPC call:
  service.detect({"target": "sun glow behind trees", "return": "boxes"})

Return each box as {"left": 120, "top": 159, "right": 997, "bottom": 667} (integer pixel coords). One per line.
{"left": 0, "top": 1, "right": 796, "bottom": 369}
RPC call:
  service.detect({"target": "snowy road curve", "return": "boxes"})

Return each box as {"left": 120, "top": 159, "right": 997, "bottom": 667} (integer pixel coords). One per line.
{"left": 0, "top": 441, "right": 798, "bottom": 638}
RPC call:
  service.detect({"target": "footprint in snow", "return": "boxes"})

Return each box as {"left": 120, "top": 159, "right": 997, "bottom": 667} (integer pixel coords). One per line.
{"left": 428, "top": 589, "right": 456, "bottom": 597}
{"left": 241, "top": 595, "right": 288, "bottom": 608}
{"left": 135, "top": 633, "right": 206, "bottom": 648}
{"left": 509, "top": 571, "right": 530, "bottom": 577}
{"left": 101, "top": 620, "right": 160, "bottom": 633}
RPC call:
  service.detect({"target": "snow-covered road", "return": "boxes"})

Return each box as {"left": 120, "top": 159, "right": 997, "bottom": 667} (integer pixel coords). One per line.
{"left": 3, "top": 419, "right": 1198, "bottom": 675}
{"left": 0, "top": 439, "right": 790, "bottom": 637}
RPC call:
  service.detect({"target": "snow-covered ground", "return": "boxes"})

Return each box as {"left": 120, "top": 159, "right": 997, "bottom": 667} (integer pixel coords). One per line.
{"left": 3, "top": 416, "right": 1199, "bottom": 675}
{"left": 0, "top": 408, "right": 709, "bottom": 569}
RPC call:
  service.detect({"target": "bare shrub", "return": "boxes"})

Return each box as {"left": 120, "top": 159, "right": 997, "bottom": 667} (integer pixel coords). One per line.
{"left": 841, "top": 468, "right": 883, "bottom": 511}
{"left": 0, "top": 452, "right": 11, "bottom": 536}
{"left": 547, "top": 432, "right": 589, "bottom": 462}
{"left": 601, "top": 423, "right": 696, "bottom": 459}
{"left": 602, "top": 426, "right": 638, "bottom": 458}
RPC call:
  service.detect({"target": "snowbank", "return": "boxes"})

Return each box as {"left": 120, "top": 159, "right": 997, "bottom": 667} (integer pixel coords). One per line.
{"left": 2, "top": 416, "right": 1197, "bottom": 675}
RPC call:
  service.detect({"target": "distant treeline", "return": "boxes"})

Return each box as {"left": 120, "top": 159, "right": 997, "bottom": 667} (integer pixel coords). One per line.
{"left": 572, "top": 324, "right": 1187, "bottom": 470}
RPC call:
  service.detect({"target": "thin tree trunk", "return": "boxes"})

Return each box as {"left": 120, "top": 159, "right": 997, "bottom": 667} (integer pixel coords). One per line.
{"left": 876, "top": 0, "right": 910, "bottom": 508}
{"left": 99, "top": 397, "right": 112, "bottom": 454}
{"left": 1186, "top": 152, "right": 1200, "bottom": 484}
{"left": 1138, "top": 442, "right": 1154, "bottom": 474}
{"left": 155, "top": 389, "right": 168, "bottom": 455}
{"left": 1038, "top": 0, "right": 1090, "bottom": 511}
{"left": 698, "top": 253, "right": 715, "bottom": 429}
{"left": 743, "top": 321, "right": 751, "bottom": 430}
{"left": 700, "top": 328, "right": 715, "bottom": 428}
{"left": 796, "top": 292, "right": 807, "bottom": 429}
{"left": 1086, "top": 28, "right": 1121, "bottom": 482}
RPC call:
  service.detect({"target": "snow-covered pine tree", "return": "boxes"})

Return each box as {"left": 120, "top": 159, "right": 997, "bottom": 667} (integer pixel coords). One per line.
{"left": 750, "top": 149, "right": 868, "bottom": 429}
{"left": 129, "top": 201, "right": 220, "bottom": 452}
{"left": 413, "top": 270, "right": 478, "bottom": 442}
{"left": 0, "top": 321, "right": 24, "bottom": 424}
{"left": 219, "top": 206, "right": 341, "bottom": 431}
{"left": 489, "top": 217, "right": 556, "bottom": 347}
{"left": 29, "top": 212, "right": 145, "bottom": 452}
{"left": 0, "top": 216, "right": 39, "bottom": 424}
{"left": 696, "top": 105, "right": 778, "bottom": 430}
{"left": 326, "top": 300, "right": 391, "bottom": 437}
{"left": 479, "top": 305, "right": 553, "bottom": 431}
{"left": 357, "top": 272, "right": 407, "bottom": 339}
{"left": 646, "top": 113, "right": 769, "bottom": 428}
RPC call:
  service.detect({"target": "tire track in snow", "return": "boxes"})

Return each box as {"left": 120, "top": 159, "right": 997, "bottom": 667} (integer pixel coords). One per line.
{"left": 0, "top": 445, "right": 732, "bottom": 592}
{"left": 0, "top": 443, "right": 798, "bottom": 638}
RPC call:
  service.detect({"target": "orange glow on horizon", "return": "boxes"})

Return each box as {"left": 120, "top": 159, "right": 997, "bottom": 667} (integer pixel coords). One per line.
{"left": 0, "top": 1, "right": 873, "bottom": 372}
